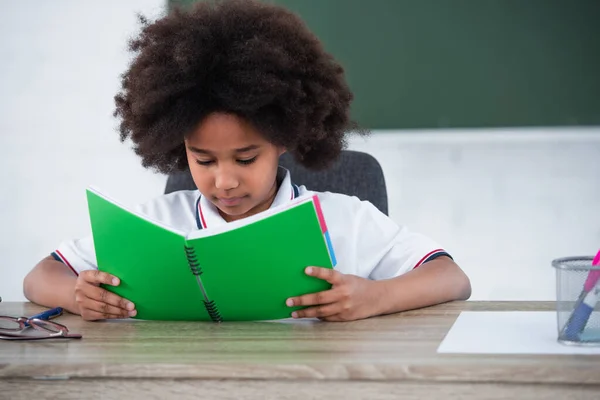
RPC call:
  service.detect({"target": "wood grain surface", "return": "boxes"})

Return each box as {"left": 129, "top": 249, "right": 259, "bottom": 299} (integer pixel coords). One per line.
{"left": 1, "top": 301, "right": 598, "bottom": 400}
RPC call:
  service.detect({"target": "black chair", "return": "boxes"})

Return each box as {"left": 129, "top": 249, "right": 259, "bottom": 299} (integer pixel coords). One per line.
{"left": 164, "top": 150, "right": 388, "bottom": 215}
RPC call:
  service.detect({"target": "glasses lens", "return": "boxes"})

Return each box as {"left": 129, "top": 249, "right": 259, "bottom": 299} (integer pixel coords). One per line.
{"left": 0, "top": 317, "right": 22, "bottom": 331}
{"left": 32, "top": 319, "right": 64, "bottom": 333}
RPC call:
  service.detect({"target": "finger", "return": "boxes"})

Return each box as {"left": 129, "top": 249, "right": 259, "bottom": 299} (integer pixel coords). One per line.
{"left": 75, "top": 280, "right": 135, "bottom": 312}
{"left": 80, "top": 270, "right": 120, "bottom": 286}
{"left": 80, "top": 308, "right": 131, "bottom": 321}
{"left": 79, "top": 297, "right": 136, "bottom": 319}
{"left": 292, "top": 303, "right": 341, "bottom": 319}
{"left": 85, "top": 285, "right": 135, "bottom": 311}
{"left": 286, "top": 288, "right": 343, "bottom": 308}
{"left": 305, "top": 267, "right": 344, "bottom": 285}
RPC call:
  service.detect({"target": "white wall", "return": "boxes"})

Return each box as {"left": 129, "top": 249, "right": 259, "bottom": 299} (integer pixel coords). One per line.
{"left": 1, "top": 1, "right": 599, "bottom": 303}
{"left": 0, "top": 0, "right": 167, "bottom": 302}
{"left": 348, "top": 129, "right": 600, "bottom": 301}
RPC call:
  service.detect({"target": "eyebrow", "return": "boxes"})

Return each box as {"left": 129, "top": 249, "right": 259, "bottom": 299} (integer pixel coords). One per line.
{"left": 187, "top": 144, "right": 261, "bottom": 155}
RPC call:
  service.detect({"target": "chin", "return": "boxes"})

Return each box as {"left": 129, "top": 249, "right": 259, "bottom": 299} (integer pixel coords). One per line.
{"left": 219, "top": 206, "right": 249, "bottom": 216}
{"left": 214, "top": 201, "right": 254, "bottom": 219}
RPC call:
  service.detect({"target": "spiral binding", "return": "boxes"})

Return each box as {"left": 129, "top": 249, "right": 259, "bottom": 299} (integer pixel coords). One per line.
{"left": 204, "top": 300, "right": 223, "bottom": 322}
{"left": 184, "top": 245, "right": 222, "bottom": 322}
{"left": 184, "top": 245, "right": 203, "bottom": 276}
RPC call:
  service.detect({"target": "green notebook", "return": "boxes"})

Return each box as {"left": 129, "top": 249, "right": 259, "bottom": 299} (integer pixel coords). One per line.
{"left": 86, "top": 187, "right": 337, "bottom": 322}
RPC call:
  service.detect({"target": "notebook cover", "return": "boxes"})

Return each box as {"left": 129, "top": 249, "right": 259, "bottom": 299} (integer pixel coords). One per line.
{"left": 87, "top": 189, "right": 211, "bottom": 321}
{"left": 185, "top": 197, "right": 335, "bottom": 321}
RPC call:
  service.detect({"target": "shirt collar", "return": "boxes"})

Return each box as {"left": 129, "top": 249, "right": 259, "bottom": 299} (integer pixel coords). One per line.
{"left": 196, "top": 167, "right": 296, "bottom": 229}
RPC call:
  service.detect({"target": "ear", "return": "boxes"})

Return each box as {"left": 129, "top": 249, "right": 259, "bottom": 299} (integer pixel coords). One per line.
{"left": 278, "top": 147, "right": 287, "bottom": 157}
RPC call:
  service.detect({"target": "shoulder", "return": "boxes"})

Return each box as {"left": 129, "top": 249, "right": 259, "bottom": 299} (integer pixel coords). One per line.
{"left": 297, "top": 185, "right": 387, "bottom": 225}
{"left": 136, "top": 189, "right": 199, "bottom": 212}
{"left": 135, "top": 190, "right": 200, "bottom": 230}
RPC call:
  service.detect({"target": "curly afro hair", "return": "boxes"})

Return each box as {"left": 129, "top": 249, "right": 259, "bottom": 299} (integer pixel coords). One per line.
{"left": 114, "top": 0, "right": 366, "bottom": 174}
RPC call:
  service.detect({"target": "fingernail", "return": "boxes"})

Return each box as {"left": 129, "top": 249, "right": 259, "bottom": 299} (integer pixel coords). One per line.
{"left": 112, "top": 278, "right": 119, "bottom": 286}
{"left": 126, "top": 302, "right": 135, "bottom": 310}
{"left": 306, "top": 267, "right": 313, "bottom": 275}
{"left": 128, "top": 310, "right": 137, "bottom": 317}
{"left": 286, "top": 299, "right": 294, "bottom": 307}
{"left": 291, "top": 312, "right": 298, "bottom": 318}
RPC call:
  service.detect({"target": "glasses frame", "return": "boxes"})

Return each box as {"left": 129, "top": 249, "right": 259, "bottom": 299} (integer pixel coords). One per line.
{"left": 0, "top": 316, "right": 82, "bottom": 340}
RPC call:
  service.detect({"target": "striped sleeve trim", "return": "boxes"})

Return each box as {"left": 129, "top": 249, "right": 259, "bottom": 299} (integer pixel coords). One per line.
{"left": 51, "top": 250, "right": 79, "bottom": 276}
{"left": 413, "top": 249, "right": 452, "bottom": 269}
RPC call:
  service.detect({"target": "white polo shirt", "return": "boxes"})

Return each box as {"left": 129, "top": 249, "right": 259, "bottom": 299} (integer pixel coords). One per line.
{"left": 52, "top": 168, "right": 450, "bottom": 278}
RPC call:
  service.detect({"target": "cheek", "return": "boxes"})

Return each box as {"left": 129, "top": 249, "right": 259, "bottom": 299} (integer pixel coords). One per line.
{"left": 188, "top": 164, "right": 211, "bottom": 190}
{"left": 253, "top": 162, "right": 279, "bottom": 192}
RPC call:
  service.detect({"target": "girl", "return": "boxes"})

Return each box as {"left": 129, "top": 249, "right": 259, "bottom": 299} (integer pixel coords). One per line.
{"left": 23, "top": 0, "right": 470, "bottom": 321}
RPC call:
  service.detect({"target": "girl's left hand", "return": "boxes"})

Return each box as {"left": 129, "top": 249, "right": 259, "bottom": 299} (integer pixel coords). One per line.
{"left": 286, "top": 267, "right": 381, "bottom": 321}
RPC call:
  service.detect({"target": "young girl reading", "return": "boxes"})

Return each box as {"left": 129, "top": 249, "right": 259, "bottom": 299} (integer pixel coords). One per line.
{"left": 23, "top": 0, "right": 471, "bottom": 322}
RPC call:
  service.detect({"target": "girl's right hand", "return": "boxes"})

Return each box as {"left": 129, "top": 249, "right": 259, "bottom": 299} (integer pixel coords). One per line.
{"left": 74, "top": 270, "right": 137, "bottom": 321}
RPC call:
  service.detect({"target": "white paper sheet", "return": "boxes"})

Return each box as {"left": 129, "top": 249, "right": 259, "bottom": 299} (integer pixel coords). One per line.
{"left": 437, "top": 311, "right": 600, "bottom": 355}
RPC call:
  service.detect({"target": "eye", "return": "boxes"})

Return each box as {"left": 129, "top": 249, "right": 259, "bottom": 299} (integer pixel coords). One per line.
{"left": 195, "top": 159, "right": 214, "bottom": 166}
{"left": 237, "top": 157, "right": 257, "bottom": 165}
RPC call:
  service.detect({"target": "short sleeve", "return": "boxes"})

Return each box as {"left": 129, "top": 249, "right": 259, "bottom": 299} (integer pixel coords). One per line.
{"left": 52, "top": 235, "right": 98, "bottom": 276}
{"left": 352, "top": 201, "right": 451, "bottom": 280}
{"left": 316, "top": 192, "right": 451, "bottom": 281}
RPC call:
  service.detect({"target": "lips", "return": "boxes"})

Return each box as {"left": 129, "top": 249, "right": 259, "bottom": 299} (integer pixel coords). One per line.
{"left": 217, "top": 196, "right": 245, "bottom": 207}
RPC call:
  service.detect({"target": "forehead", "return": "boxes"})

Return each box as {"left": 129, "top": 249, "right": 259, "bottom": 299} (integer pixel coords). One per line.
{"left": 187, "top": 113, "right": 268, "bottom": 147}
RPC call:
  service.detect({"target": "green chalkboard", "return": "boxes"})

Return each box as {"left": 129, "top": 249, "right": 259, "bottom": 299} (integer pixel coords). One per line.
{"left": 170, "top": 0, "right": 600, "bottom": 129}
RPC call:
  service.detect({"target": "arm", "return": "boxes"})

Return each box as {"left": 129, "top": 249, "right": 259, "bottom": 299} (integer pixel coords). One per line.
{"left": 23, "top": 256, "right": 137, "bottom": 320}
{"left": 373, "top": 256, "right": 471, "bottom": 316}
{"left": 287, "top": 257, "right": 471, "bottom": 321}
{"left": 288, "top": 196, "right": 471, "bottom": 321}
{"left": 23, "top": 256, "right": 79, "bottom": 314}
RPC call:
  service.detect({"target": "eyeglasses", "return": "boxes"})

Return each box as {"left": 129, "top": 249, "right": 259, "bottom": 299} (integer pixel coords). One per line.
{"left": 0, "top": 307, "right": 82, "bottom": 341}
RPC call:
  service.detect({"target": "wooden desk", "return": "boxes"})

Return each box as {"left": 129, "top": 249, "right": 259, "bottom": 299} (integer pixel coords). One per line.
{"left": 1, "top": 301, "right": 599, "bottom": 399}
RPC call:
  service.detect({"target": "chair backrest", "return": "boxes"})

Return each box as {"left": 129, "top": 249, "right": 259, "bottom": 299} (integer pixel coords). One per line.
{"left": 164, "top": 150, "right": 388, "bottom": 215}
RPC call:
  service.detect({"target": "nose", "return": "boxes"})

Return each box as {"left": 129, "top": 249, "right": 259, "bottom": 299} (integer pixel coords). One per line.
{"left": 214, "top": 164, "right": 240, "bottom": 190}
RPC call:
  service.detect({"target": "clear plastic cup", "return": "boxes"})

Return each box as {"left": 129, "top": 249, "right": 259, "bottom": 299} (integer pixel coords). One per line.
{"left": 552, "top": 256, "right": 600, "bottom": 346}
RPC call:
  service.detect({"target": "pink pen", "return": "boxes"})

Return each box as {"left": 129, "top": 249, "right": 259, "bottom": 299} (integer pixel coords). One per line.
{"left": 583, "top": 250, "right": 600, "bottom": 292}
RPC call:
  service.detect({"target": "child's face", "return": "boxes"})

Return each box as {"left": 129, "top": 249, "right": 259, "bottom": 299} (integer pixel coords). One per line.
{"left": 185, "top": 112, "right": 285, "bottom": 222}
